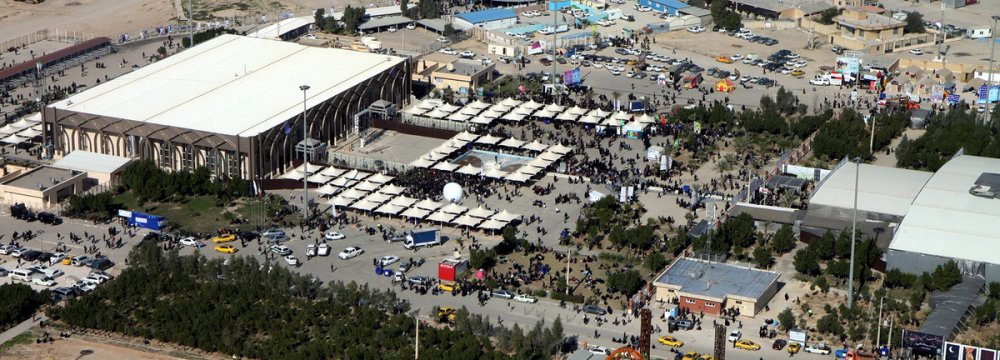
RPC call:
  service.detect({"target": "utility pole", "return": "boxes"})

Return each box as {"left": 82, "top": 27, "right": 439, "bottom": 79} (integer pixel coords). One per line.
{"left": 938, "top": 2, "right": 946, "bottom": 64}
{"left": 551, "top": 2, "right": 558, "bottom": 102}
{"left": 415, "top": 316, "right": 420, "bottom": 359}
{"left": 300, "top": 85, "right": 311, "bottom": 223}
{"left": 869, "top": 116, "right": 877, "bottom": 155}
{"left": 875, "top": 296, "right": 884, "bottom": 347}
{"left": 988, "top": 16, "right": 1000, "bottom": 125}
{"left": 566, "top": 246, "right": 571, "bottom": 295}
{"left": 189, "top": 0, "right": 194, "bottom": 47}
{"left": 848, "top": 159, "right": 859, "bottom": 308}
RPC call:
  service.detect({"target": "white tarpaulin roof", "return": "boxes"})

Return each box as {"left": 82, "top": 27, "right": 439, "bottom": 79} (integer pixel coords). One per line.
{"left": 498, "top": 138, "right": 525, "bottom": 148}
{"left": 363, "top": 192, "right": 392, "bottom": 203}
{"left": 292, "top": 162, "right": 321, "bottom": 175}
{"left": 533, "top": 109, "right": 556, "bottom": 118}
{"left": 329, "top": 177, "right": 357, "bottom": 188}
{"left": 513, "top": 106, "right": 534, "bottom": 116}
{"left": 320, "top": 167, "right": 347, "bottom": 177}
{"left": 327, "top": 195, "right": 354, "bottom": 207}
{"left": 522, "top": 99, "right": 543, "bottom": 109}
{"left": 467, "top": 206, "right": 495, "bottom": 219}
{"left": 578, "top": 114, "right": 602, "bottom": 124}
{"left": 478, "top": 218, "right": 506, "bottom": 230}
{"left": 315, "top": 184, "right": 339, "bottom": 195}
{"left": 543, "top": 103, "right": 565, "bottom": 113}
{"left": 492, "top": 210, "right": 522, "bottom": 222}
{"left": 810, "top": 162, "right": 932, "bottom": 217}
{"left": 401, "top": 207, "right": 430, "bottom": 219}
{"left": 427, "top": 211, "right": 457, "bottom": 223}
{"left": 549, "top": 144, "right": 573, "bottom": 154}
{"left": 587, "top": 108, "right": 611, "bottom": 117}
{"left": 455, "top": 131, "right": 479, "bottom": 142}
{"left": 351, "top": 199, "right": 380, "bottom": 211}
{"left": 48, "top": 35, "right": 404, "bottom": 138}
{"left": 17, "top": 128, "right": 41, "bottom": 138}
{"left": 439, "top": 203, "right": 468, "bottom": 214}
{"left": 375, "top": 203, "right": 405, "bottom": 215}
{"left": 502, "top": 112, "right": 526, "bottom": 121}
{"left": 410, "top": 157, "right": 436, "bottom": 168}
{"left": 354, "top": 181, "right": 380, "bottom": 192}
{"left": 612, "top": 111, "right": 632, "bottom": 121}
{"left": 367, "top": 173, "right": 395, "bottom": 184}
{"left": 456, "top": 164, "right": 481, "bottom": 175}
{"left": 306, "top": 173, "right": 332, "bottom": 184}
{"left": 488, "top": 104, "right": 511, "bottom": 113}
{"left": 539, "top": 151, "right": 562, "bottom": 161}
{"left": 470, "top": 116, "right": 493, "bottom": 125}
{"left": 339, "top": 188, "right": 367, "bottom": 200}
{"left": 527, "top": 157, "right": 554, "bottom": 168}
{"left": 52, "top": 151, "right": 133, "bottom": 175}
{"left": 499, "top": 97, "right": 522, "bottom": 107}
{"left": 522, "top": 140, "right": 548, "bottom": 152}
{"left": 378, "top": 184, "right": 406, "bottom": 195}
{"left": 417, "top": 99, "right": 439, "bottom": 109}
{"left": 278, "top": 169, "right": 305, "bottom": 180}
{"left": 401, "top": 106, "right": 428, "bottom": 115}
{"left": 0, "top": 125, "right": 21, "bottom": 136}
{"left": 414, "top": 198, "right": 443, "bottom": 210}
{"left": 484, "top": 167, "right": 509, "bottom": 179}
{"left": 506, "top": 172, "right": 532, "bottom": 182}
{"left": 447, "top": 112, "right": 471, "bottom": 122}
{"left": 480, "top": 109, "right": 504, "bottom": 119}
{"left": 424, "top": 108, "right": 451, "bottom": 118}
{"left": 343, "top": 169, "right": 370, "bottom": 180}
{"left": 451, "top": 214, "right": 482, "bottom": 227}
{"left": 566, "top": 105, "right": 588, "bottom": 115}
{"left": 460, "top": 105, "right": 482, "bottom": 115}
{"left": 555, "top": 111, "right": 578, "bottom": 121}
{"left": 475, "top": 134, "right": 502, "bottom": 145}
{"left": 432, "top": 162, "right": 460, "bottom": 172}
{"left": 468, "top": 99, "right": 491, "bottom": 109}
{"left": 438, "top": 103, "right": 461, "bottom": 113}
{"left": 636, "top": 113, "right": 657, "bottom": 124}
{"left": 389, "top": 195, "right": 417, "bottom": 207}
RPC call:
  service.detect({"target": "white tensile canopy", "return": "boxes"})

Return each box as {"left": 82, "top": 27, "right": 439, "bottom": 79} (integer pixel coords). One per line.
{"left": 320, "top": 167, "right": 347, "bottom": 177}
{"left": 451, "top": 214, "right": 482, "bottom": 227}
{"left": 612, "top": 111, "right": 632, "bottom": 121}
{"left": 417, "top": 99, "right": 439, "bottom": 109}
{"left": 488, "top": 104, "right": 511, "bottom": 113}
{"left": 424, "top": 108, "right": 451, "bottom": 118}
{"left": 532, "top": 109, "right": 556, "bottom": 118}
{"left": 367, "top": 173, "right": 395, "bottom": 184}
{"left": 401, "top": 106, "right": 428, "bottom": 115}
{"left": 439, "top": 203, "right": 468, "bottom": 214}
{"left": 475, "top": 134, "right": 502, "bottom": 145}
{"left": 549, "top": 144, "right": 573, "bottom": 155}
{"left": 278, "top": 169, "right": 305, "bottom": 180}
{"left": 327, "top": 195, "right": 355, "bottom": 207}
{"left": 378, "top": 184, "right": 406, "bottom": 195}
{"left": 438, "top": 103, "right": 461, "bottom": 113}
{"left": 456, "top": 164, "right": 482, "bottom": 175}
{"left": 18, "top": 128, "right": 42, "bottom": 138}
{"left": 447, "top": 112, "right": 471, "bottom": 122}
{"left": 410, "top": 157, "right": 436, "bottom": 168}
{"left": 401, "top": 207, "right": 431, "bottom": 219}
{"left": 291, "top": 162, "right": 321, "bottom": 175}
{"left": 306, "top": 173, "right": 332, "bottom": 184}
{"left": 343, "top": 169, "right": 370, "bottom": 181}
{"left": 467, "top": 206, "right": 495, "bottom": 219}
{"left": 329, "top": 176, "right": 356, "bottom": 187}
{"left": 354, "top": 181, "right": 380, "bottom": 192}
{"left": 498, "top": 138, "right": 525, "bottom": 148}
{"left": 432, "top": 144, "right": 456, "bottom": 154}
{"left": 484, "top": 167, "right": 509, "bottom": 179}
{"left": 539, "top": 151, "right": 562, "bottom": 161}
{"left": 506, "top": 172, "right": 533, "bottom": 182}
{"left": 587, "top": 108, "right": 611, "bottom": 118}
{"left": 339, "top": 188, "right": 368, "bottom": 200}
{"left": 455, "top": 131, "right": 479, "bottom": 142}
{"left": 470, "top": 116, "right": 493, "bottom": 125}
{"left": 578, "top": 114, "right": 602, "bottom": 124}
{"left": 518, "top": 165, "right": 544, "bottom": 175}
{"left": 432, "top": 162, "right": 460, "bottom": 172}
{"left": 526, "top": 157, "right": 554, "bottom": 168}
{"left": 460, "top": 105, "right": 482, "bottom": 116}
{"left": 426, "top": 211, "right": 457, "bottom": 223}
{"left": 362, "top": 192, "right": 392, "bottom": 204}
{"left": 374, "top": 203, "right": 405, "bottom": 215}
{"left": 555, "top": 111, "right": 578, "bottom": 121}
{"left": 513, "top": 106, "right": 534, "bottom": 116}
{"left": 521, "top": 140, "right": 548, "bottom": 152}
{"left": 315, "top": 184, "right": 339, "bottom": 195}
{"left": 543, "top": 103, "right": 565, "bottom": 113}
{"left": 522, "top": 99, "right": 544, "bottom": 109}
{"left": 468, "top": 99, "right": 491, "bottom": 109}
{"left": 502, "top": 112, "right": 526, "bottom": 121}
{"left": 389, "top": 195, "right": 418, "bottom": 208}
{"left": 351, "top": 199, "right": 380, "bottom": 211}
{"left": 414, "top": 198, "right": 443, "bottom": 210}
{"left": 0, "top": 126, "right": 15, "bottom": 136}
{"left": 499, "top": 97, "right": 522, "bottom": 107}
{"left": 566, "top": 105, "right": 588, "bottom": 116}
{"left": 602, "top": 118, "right": 622, "bottom": 126}
{"left": 478, "top": 218, "right": 506, "bottom": 230}
{"left": 480, "top": 109, "right": 504, "bottom": 119}
{"left": 424, "top": 152, "right": 448, "bottom": 162}
{"left": 492, "top": 210, "right": 522, "bottom": 222}
{"left": 9, "top": 118, "right": 37, "bottom": 128}
{"left": 0, "top": 124, "right": 25, "bottom": 135}
{"left": 636, "top": 113, "right": 657, "bottom": 124}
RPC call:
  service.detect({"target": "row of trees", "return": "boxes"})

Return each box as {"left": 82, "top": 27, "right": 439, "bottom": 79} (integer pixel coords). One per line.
{"left": 51, "top": 242, "right": 567, "bottom": 359}
{"left": 792, "top": 229, "right": 882, "bottom": 288}
{"left": 812, "top": 109, "right": 909, "bottom": 161}
{"left": 119, "top": 160, "right": 249, "bottom": 202}
{"left": 896, "top": 108, "right": 1000, "bottom": 171}
{"left": 0, "top": 284, "right": 47, "bottom": 332}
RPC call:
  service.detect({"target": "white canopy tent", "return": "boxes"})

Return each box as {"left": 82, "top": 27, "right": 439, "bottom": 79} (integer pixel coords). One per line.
{"left": 499, "top": 97, "right": 522, "bottom": 107}
{"left": 451, "top": 214, "right": 482, "bottom": 227}
{"left": 506, "top": 172, "right": 533, "bottom": 182}
{"left": 400, "top": 207, "right": 431, "bottom": 219}
{"left": 456, "top": 164, "right": 481, "bottom": 175}
{"left": 447, "top": 112, "right": 471, "bottom": 122}
{"left": 328, "top": 176, "right": 356, "bottom": 187}
{"left": 533, "top": 109, "right": 556, "bottom": 118}
{"left": 467, "top": 206, "right": 495, "bottom": 219}
{"left": 470, "top": 116, "right": 493, "bottom": 125}
{"left": 587, "top": 108, "right": 611, "bottom": 118}
{"left": 468, "top": 99, "right": 491, "bottom": 109}
{"left": 424, "top": 108, "right": 451, "bottom": 118}
{"left": 612, "top": 111, "right": 632, "bottom": 121}
{"left": 414, "top": 198, "right": 443, "bottom": 210}
{"left": 543, "top": 103, "right": 565, "bottom": 113}
{"left": 480, "top": 109, "right": 504, "bottom": 119}
{"left": 327, "top": 195, "right": 355, "bottom": 207}
{"left": 455, "top": 131, "right": 479, "bottom": 142}
{"left": 522, "top": 99, "right": 544, "bottom": 109}
{"left": 484, "top": 167, "right": 509, "bottom": 179}
{"left": 320, "top": 167, "right": 347, "bottom": 177}
{"left": 521, "top": 140, "right": 548, "bottom": 152}
{"left": 555, "top": 112, "right": 578, "bottom": 121}
{"left": 539, "top": 151, "right": 562, "bottom": 161}
{"left": 343, "top": 169, "right": 370, "bottom": 181}
{"left": 459, "top": 105, "right": 482, "bottom": 116}
{"left": 426, "top": 211, "right": 457, "bottom": 223}
{"left": 549, "top": 144, "right": 573, "bottom": 155}
{"left": 315, "top": 184, "right": 340, "bottom": 195}
{"left": 306, "top": 173, "right": 332, "bottom": 184}
{"left": 439, "top": 203, "right": 468, "bottom": 214}
{"left": 488, "top": 104, "right": 511, "bottom": 113}
{"left": 518, "top": 165, "right": 544, "bottom": 175}
{"left": 478, "top": 219, "right": 506, "bottom": 230}
{"left": 278, "top": 169, "right": 305, "bottom": 180}
{"left": 501, "top": 112, "right": 526, "bottom": 121}
{"left": 339, "top": 188, "right": 368, "bottom": 200}
{"left": 417, "top": 99, "right": 439, "bottom": 109}
{"left": 438, "top": 103, "right": 461, "bottom": 113}
{"left": 389, "top": 195, "right": 418, "bottom": 208}
{"left": 291, "top": 162, "right": 321, "bottom": 175}
{"left": 513, "top": 106, "right": 534, "bottom": 116}
{"left": 432, "top": 162, "right": 460, "bottom": 172}
{"left": 17, "top": 128, "right": 41, "bottom": 138}
{"left": 374, "top": 203, "right": 405, "bottom": 215}
{"left": 351, "top": 199, "right": 380, "bottom": 211}
{"left": 492, "top": 210, "right": 522, "bottom": 222}
{"left": 401, "top": 106, "right": 428, "bottom": 115}
{"left": 498, "top": 138, "right": 525, "bottom": 148}
{"left": 526, "top": 157, "right": 554, "bottom": 168}
{"left": 409, "top": 157, "right": 436, "bottom": 168}
{"left": 354, "top": 181, "right": 380, "bottom": 192}
{"left": 367, "top": 173, "right": 395, "bottom": 184}
{"left": 566, "top": 105, "right": 588, "bottom": 116}
{"left": 378, "top": 184, "right": 406, "bottom": 195}
{"left": 578, "top": 114, "right": 602, "bottom": 124}
{"left": 602, "top": 118, "right": 623, "bottom": 127}
{"left": 636, "top": 113, "right": 657, "bottom": 124}
{"left": 475, "top": 134, "right": 502, "bottom": 145}
{"left": 363, "top": 192, "right": 392, "bottom": 203}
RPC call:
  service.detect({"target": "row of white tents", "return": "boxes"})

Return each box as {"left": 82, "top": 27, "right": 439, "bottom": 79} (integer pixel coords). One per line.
{"left": 0, "top": 114, "right": 43, "bottom": 145}
{"left": 401, "top": 97, "right": 660, "bottom": 127}
{"left": 409, "top": 131, "right": 572, "bottom": 183}
{"left": 276, "top": 163, "right": 522, "bottom": 230}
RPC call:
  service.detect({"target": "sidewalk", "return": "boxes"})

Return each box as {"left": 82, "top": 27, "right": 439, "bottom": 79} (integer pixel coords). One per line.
{"left": 0, "top": 314, "right": 45, "bottom": 345}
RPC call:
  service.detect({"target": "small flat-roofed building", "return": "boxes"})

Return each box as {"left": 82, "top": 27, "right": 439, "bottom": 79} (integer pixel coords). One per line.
{"left": 0, "top": 165, "right": 86, "bottom": 210}
{"left": 727, "top": 0, "right": 833, "bottom": 19}
{"left": 248, "top": 16, "right": 314, "bottom": 40}
{"left": 414, "top": 54, "right": 495, "bottom": 95}
{"left": 52, "top": 150, "right": 134, "bottom": 186}
{"left": 833, "top": 8, "right": 906, "bottom": 50}
{"left": 452, "top": 8, "right": 518, "bottom": 31}
{"left": 652, "top": 257, "right": 780, "bottom": 318}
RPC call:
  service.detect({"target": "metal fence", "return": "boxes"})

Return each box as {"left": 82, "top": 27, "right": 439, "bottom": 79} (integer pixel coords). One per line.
{"left": 400, "top": 114, "right": 472, "bottom": 132}
{"left": 1, "top": 30, "right": 50, "bottom": 51}
{"left": 326, "top": 151, "right": 412, "bottom": 175}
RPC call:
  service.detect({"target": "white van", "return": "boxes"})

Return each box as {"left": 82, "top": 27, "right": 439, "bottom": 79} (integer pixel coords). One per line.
{"left": 10, "top": 268, "right": 33, "bottom": 282}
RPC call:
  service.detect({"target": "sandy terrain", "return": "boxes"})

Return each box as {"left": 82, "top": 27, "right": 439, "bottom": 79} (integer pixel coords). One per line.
{"left": 0, "top": 337, "right": 193, "bottom": 360}
{"left": 0, "top": 0, "right": 177, "bottom": 39}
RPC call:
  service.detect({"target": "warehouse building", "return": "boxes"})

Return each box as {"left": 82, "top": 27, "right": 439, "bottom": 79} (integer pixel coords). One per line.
{"left": 44, "top": 34, "right": 410, "bottom": 180}
{"left": 452, "top": 8, "right": 518, "bottom": 31}
{"left": 652, "top": 258, "right": 780, "bottom": 318}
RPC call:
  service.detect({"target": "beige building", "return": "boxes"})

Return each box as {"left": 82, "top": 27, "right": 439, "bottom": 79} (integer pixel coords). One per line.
{"left": 653, "top": 258, "right": 780, "bottom": 318}
{"left": 414, "top": 54, "right": 496, "bottom": 95}
{"left": 52, "top": 150, "right": 134, "bottom": 186}
{"left": 832, "top": 8, "right": 906, "bottom": 52}
{"left": 0, "top": 166, "right": 86, "bottom": 210}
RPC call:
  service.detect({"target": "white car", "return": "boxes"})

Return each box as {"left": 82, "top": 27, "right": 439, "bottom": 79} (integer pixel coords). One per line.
{"left": 307, "top": 243, "right": 331, "bottom": 257}
{"left": 459, "top": 50, "right": 475, "bottom": 58}
{"left": 538, "top": 28, "right": 553, "bottom": 35}
{"left": 610, "top": 68, "right": 621, "bottom": 76}
{"left": 626, "top": 71, "right": 636, "bottom": 78}
{"left": 810, "top": 77, "right": 829, "bottom": 86}
{"left": 338, "top": 247, "right": 364, "bottom": 260}
{"left": 634, "top": 5, "right": 652, "bottom": 12}
{"left": 728, "top": 330, "right": 742, "bottom": 342}
{"left": 180, "top": 237, "right": 203, "bottom": 247}
{"left": 909, "top": 48, "right": 923, "bottom": 55}
{"left": 514, "top": 294, "right": 538, "bottom": 303}
{"left": 284, "top": 255, "right": 300, "bottom": 266}
{"left": 10, "top": 248, "right": 28, "bottom": 257}
{"left": 785, "top": 53, "right": 801, "bottom": 59}
{"left": 324, "top": 231, "right": 345, "bottom": 240}
{"left": 439, "top": 48, "right": 457, "bottom": 55}
{"left": 437, "top": 36, "right": 450, "bottom": 43}
{"left": 596, "top": 19, "right": 613, "bottom": 27}
{"left": 270, "top": 245, "right": 292, "bottom": 256}
{"left": 38, "top": 267, "right": 64, "bottom": 279}
{"left": 388, "top": 26, "right": 397, "bottom": 33}
{"left": 805, "top": 344, "right": 832, "bottom": 355}
{"left": 593, "top": 62, "right": 604, "bottom": 69}
{"left": 687, "top": 26, "right": 705, "bottom": 33}
{"left": 589, "top": 346, "right": 611, "bottom": 355}
{"left": 730, "top": 54, "right": 743, "bottom": 61}
{"left": 76, "top": 282, "right": 97, "bottom": 292}
{"left": 49, "top": 253, "right": 67, "bottom": 266}
{"left": 32, "top": 277, "right": 57, "bottom": 287}
{"left": 88, "top": 271, "right": 113, "bottom": 282}
{"left": 379, "top": 256, "right": 400, "bottom": 266}
{"left": 304, "top": 34, "right": 317, "bottom": 40}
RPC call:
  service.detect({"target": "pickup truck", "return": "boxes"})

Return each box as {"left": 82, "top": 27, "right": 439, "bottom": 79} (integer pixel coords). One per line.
{"left": 805, "top": 343, "right": 832, "bottom": 355}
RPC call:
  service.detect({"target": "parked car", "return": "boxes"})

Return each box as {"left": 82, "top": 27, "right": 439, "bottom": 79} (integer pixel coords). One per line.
{"left": 71, "top": 255, "right": 91, "bottom": 266}
{"left": 407, "top": 275, "right": 429, "bottom": 285}
{"left": 324, "top": 231, "right": 346, "bottom": 240}
{"left": 284, "top": 255, "right": 300, "bottom": 266}
{"left": 379, "top": 256, "right": 400, "bottom": 266}
{"left": 459, "top": 50, "right": 475, "bottom": 58}
{"left": 728, "top": 330, "right": 742, "bottom": 342}
{"left": 211, "top": 234, "right": 236, "bottom": 243}
{"left": 735, "top": 340, "right": 760, "bottom": 351}
{"left": 88, "top": 258, "right": 115, "bottom": 270}
{"left": 670, "top": 319, "right": 695, "bottom": 330}
{"left": 215, "top": 245, "right": 237, "bottom": 254}
{"left": 0, "top": 245, "right": 17, "bottom": 255}
{"left": 805, "top": 343, "right": 832, "bottom": 355}
{"left": 32, "top": 276, "right": 57, "bottom": 287}
{"left": 180, "top": 237, "right": 204, "bottom": 247}
{"left": 261, "top": 229, "right": 285, "bottom": 238}
{"left": 788, "top": 342, "right": 801, "bottom": 353}
{"left": 338, "top": 247, "right": 364, "bottom": 260}
{"left": 686, "top": 26, "right": 705, "bottom": 33}
{"left": 514, "top": 294, "right": 537, "bottom": 303}
{"left": 773, "top": 339, "right": 787, "bottom": 350}
{"left": 38, "top": 212, "right": 62, "bottom": 225}
{"left": 657, "top": 335, "right": 684, "bottom": 347}
{"left": 582, "top": 304, "right": 607, "bottom": 315}
{"left": 491, "top": 290, "right": 514, "bottom": 299}
{"left": 909, "top": 48, "right": 923, "bottom": 55}
{"left": 270, "top": 245, "right": 292, "bottom": 256}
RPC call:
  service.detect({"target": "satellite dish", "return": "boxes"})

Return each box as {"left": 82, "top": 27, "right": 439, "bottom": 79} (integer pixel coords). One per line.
{"left": 443, "top": 182, "right": 463, "bottom": 203}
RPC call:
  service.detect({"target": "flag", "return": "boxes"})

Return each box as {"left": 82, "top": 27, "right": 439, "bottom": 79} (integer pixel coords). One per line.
{"left": 283, "top": 121, "right": 292, "bottom": 135}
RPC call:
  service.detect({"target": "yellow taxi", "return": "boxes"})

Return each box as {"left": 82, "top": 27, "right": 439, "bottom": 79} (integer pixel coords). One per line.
{"left": 699, "top": 355, "right": 715, "bottom": 360}
{"left": 681, "top": 352, "right": 701, "bottom": 360}
{"left": 438, "top": 283, "right": 460, "bottom": 292}
{"left": 214, "top": 245, "right": 237, "bottom": 254}
{"left": 657, "top": 335, "right": 684, "bottom": 347}
{"left": 61, "top": 257, "right": 74, "bottom": 265}
{"left": 735, "top": 339, "right": 761, "bottom": 351}
{"left": 211, "top": 234, "right": 237, "bottom": 243}
{"left": 715, "top": 56, "right": 734, "bottom": 64}
{"left": 790, "top": 69, "right": 805, "bottom": 77}
{"left": 788, "top": 342, "right": 801, "bottom": 354}
{"left": 437, "top": 307, "right": 457, "bottom": 322}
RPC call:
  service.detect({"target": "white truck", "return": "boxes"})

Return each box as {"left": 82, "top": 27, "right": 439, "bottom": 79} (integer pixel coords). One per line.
{"left": 403, "top": 229, "right": 441, "bottom": 250}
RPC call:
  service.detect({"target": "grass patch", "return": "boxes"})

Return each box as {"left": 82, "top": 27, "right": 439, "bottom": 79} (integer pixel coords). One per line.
{"left": 113, "top": 193, "right": 232, "bottom": 233}
{"left": 0, "top": 331, "right": 35, "bottom": 352}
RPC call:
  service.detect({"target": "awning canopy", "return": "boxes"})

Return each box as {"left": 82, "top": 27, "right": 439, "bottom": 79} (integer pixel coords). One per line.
{"left": 427, "top": 211, "right": 457, "bottom": 223}
{"left": 339, "top": 188, "right": 368, "bottom": 200}
{"left": 566, "top": 105, "right": 588, "bottom": 116}
{"left": 492, "top": 210, "right": 522, "bottom": 222}
{"left": 378, "top": 184, "right": 406, "bottom": 195}
{"left": 555, "top": 111, "right": 578, "bottom": 121}
{"left": 306, "top": 173, "right": 332, "bottom": 184}
{"left": 389, "top": 195, "right": 418, "bottom": 208}
{"left": 447, "top": 112, "right": 471, "bottom": 122}
{"left": 351, "top": 199, "right": 380, "bottom": 211}
{"left": 499, "top": 97, "right": 522, "bottom": 107}
{"left": 367, "top": 173, "right": 395, "bottom": 184}
{"left": 522, "top": 99, "right": 543, "bottom": 109}
{"left": 354, "top": 180, "right": 380, "bottom": 192}
{"left": 506, "top": 172, "right": 533, "bottom": 182}
{"left": 543, "top": 103, "right": 565, "bottom": 113}
{"left": 432, "top": 162, "right": 460, "bottom": 172}
{"left": 438, "top": 103, "right": 461, "bottom": 113}
{"left": 414, "top": 198, "right": 443, "bottom": 210}
{"left": 475, "top": 134, "right": 502, "bottom": 145}
{"left": 456, "top": 164, "right": 481, "bottom": 175}
{"left": 498, "top": 138, "right": 525, "bottom": 148}
{"left": 410, "top": 157, "right": 436, "bottom": 168}
{"left": 374, "top": 203, "right": 405, "bottom": 215}
{"left": 451, "top": 214, "right": 482, "bottom": 227}
{"left": 478, "top": 218, "right": 506, "bottom": 230}
{"left": 327, "top": 195, "right": 355, "bottom": 207}
{"left": 315, "top": 184, "right": 339, "bottom": 195}
{"left": 363, "top": 192, "right": 393, "bottom": 204}
{"left": 320, "top": 167, "right": 347, "bottom": 177}
{"left": 401, "top": 207, "right": 431, "bottom": 219}
{"left": 502, "top": 112, "right": 527, "bottom": 121}
{"left": 468, "top": 99, "right": 491, "bottom": 109}
{"left": 467, "top": 206, "right": 495, "bottom": 219}
{"left": 521, "top": 140, "right": 548, "bottom": 152}
{"left": 549, "top": 144, "right": 573, "bottom": 155}
{"left": 439, "top": 203, "right": 468, "bottom": 214}
{"left": 455, "top": 131, "right": 479, "bottom": 142}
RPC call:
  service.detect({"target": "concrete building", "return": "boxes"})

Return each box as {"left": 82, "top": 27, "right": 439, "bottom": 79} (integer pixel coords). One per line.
{"left": 652, "top": 258, "right": 780, "bottom": 318}
{"left": 413, "top": 54, "right": 496, "bottom": 95}
{"left": 452, "top": 8, "right": 518, "bottom": 31}
{"left": 52, "top": 150, "right": 134, "bottom": 186}
{"left": 44, "top": 34, "right": 410, "bottom": 180}
{"left": 832, "top": 8, "right": 906, "bottom": 51}
{"left": 637, "top": 0, "right": 689, "bottom": 15}
{"left": 0, "top": 165, "right": 86, "bottom": 210}
{"left": 727, "top": 0, "right": 834, "bottom": 19}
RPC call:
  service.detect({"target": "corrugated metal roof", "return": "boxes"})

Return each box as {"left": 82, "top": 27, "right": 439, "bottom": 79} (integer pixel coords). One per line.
{"left": 53, "top": 151, "right": 132, "bottom": 174}
{"left": 454, "top": 8, "right": 517, "bottom": 24}
{"left": 248, "top": 16, "right": 314, "bottom": 39}
{"left": 654, "top": 258, "right": 779, "bottom": 301}
{"left": 809, "top": 162, "right": 933, "bottom": 218}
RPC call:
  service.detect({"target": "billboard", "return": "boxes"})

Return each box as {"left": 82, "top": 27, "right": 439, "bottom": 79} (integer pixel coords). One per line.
{"left": 563, "top": 68, "right": 581, "bottom": 85}
{"left": 946, "top": 342, "right": 999, "bottom": 360}
{"left": 836, "top": 56, "right": 861, "bottom": 75}
{"left": 902, "top": 330, "right": 944, "bottom": 356}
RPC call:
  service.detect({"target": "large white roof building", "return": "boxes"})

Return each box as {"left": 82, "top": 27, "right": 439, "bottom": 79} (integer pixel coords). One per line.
{"left": 44, "top": 34, "right": 410, "bottom": 179}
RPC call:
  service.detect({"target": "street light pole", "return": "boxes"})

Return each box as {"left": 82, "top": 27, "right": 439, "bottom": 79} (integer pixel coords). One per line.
{"left": 987, "top": 16, "right": 1000, "bottom": 125}
{"left": 875, "top": 296, "right": 884, "bottom": 347}
{"left": 848, "top": 158, "right": 860, "bottom": 308}
{"left": 300, "top": 85, "right": 310, "bottom": 222}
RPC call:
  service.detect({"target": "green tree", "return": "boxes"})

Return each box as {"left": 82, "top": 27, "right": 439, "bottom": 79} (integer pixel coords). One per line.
{"left": 0, "top": 283, "right": 48, "bottom": 330}
{"left": 607, "top": 270, "right": 644, "bottom": 295}
{"left": 771, "top": 224, "right": 796, "bottom": 254}
{"left": 444, "top": 23, "right": 456, "bottom": 36}
{"left": 341, "top": 6, "right": 367, "bottom": 34}
{"left": 813, "top": 109, "right": 869, "bottom": 160}
{"left": 793, "top": 248, "right": 821, "bottom": 276}
{"left": 884, "top": 269, "right": 916, "bottom": 288}
{"left": 753, "top": 246, "right": 774, "bottom": 268}
{"left": 814, "top": 276, "right": 830, "bottom": 293}
{"left": 817, "top": 313, "right": 845, "bottom": 335}
{"left": 930, "top": 260, "right": 963, "bottom": 291}
{"left": 904, "top": 12, "right": 925, "bottom": 34}
{"left": 644, "top": 252, "right": 668, "bottom": 272}
{"left": 811, "top": 230, "right": 836, "bottom": 261}
{"left": 817, "top": 8, "right": 843, "bottom": 25}
{"left": 777, "top": 308, "right": 795, "bottom": 332}
{"left": 419, "top": 0, "right": 440, "bottom": 19}
{"left": 470, "top": 248, "right": 497, "bottom": 270}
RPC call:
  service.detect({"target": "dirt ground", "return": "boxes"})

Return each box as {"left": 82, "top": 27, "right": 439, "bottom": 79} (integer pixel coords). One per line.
{"left": 0, "top": 0, "right": 176, "bottom": 39}
{"left": 0, "top": 337, "right": 201, "bottom": 360}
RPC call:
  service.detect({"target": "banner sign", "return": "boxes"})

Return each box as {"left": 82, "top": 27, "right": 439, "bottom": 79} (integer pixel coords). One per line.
{"left": 902, "top": 330, "right": 944, "bottom": 356}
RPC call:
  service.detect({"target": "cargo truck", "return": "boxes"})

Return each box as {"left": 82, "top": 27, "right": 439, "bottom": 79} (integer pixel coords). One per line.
{"left": 403, "top": 229, "right": 441, "bottom": 249}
